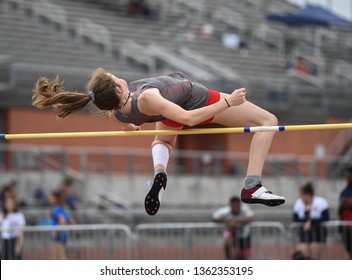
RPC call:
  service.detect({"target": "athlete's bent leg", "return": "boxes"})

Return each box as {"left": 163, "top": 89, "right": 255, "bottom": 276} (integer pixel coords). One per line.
{"left": 212, "top": 95, "right": 285, "bottom": 207}
{"left": 144, "top": 122, "right": 183, "bottom": 216}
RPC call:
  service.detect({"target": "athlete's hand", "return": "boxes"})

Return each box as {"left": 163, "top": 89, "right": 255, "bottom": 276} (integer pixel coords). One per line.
{"left": 122, "top": 124, "right": 141, "bottom": 131}
{"left": 227, "top": 88, "right": 247, "bottom": 106}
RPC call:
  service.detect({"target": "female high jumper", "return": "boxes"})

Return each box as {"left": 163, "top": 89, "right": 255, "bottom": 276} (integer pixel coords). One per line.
{"left": 32, "top": 68, "right": 285, "bottom": 216}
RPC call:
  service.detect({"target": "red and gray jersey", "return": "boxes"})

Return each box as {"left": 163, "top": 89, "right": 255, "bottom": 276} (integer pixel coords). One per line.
{"left": 114, "top": 72, "right": 209, "bottom": 125}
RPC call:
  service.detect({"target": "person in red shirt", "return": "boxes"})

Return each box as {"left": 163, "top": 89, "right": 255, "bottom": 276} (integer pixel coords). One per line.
{"left": 295, "top": 58, "right": 308, "bottom": 75}
{"left": 339, "top": 167, "right": 352, "bottom": 259}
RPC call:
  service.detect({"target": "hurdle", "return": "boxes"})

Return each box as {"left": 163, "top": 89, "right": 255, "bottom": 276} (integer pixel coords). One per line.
{"left": 1, "top": 123, "right": 352, "bottom": 140}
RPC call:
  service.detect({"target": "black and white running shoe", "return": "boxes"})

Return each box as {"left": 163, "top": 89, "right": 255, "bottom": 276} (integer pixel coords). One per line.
{"left": 144, "top": 170, "right": 167, "bottom": 216}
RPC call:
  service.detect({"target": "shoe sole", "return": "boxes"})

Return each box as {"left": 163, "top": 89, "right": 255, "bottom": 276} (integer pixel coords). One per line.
{"left": 144, "top": 172, "right": 167, "bottom": 216}
{"left": 241, "top": 198, "right": 285, "bottom": 207}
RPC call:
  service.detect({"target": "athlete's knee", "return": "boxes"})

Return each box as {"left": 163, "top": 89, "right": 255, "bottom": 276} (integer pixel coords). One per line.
{"left": 260, "top": 112, "right": 278, "bottom": 126}
{"left": 151, "top": 140, "right": 173, "bottom": 151}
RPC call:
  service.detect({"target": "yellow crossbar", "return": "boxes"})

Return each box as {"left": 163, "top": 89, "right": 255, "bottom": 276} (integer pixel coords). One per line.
{"left": 1, "top": 123, "right": 352, "bottom": 140}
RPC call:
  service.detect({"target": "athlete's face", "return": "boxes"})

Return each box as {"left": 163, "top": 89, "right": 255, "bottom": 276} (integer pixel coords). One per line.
{"left": 107, "top": 73, "right": 128, "bottom": 93}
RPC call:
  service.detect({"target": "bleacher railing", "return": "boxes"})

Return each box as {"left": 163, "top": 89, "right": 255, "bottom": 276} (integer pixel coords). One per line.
{"left": 0, "top": 144, "right": 350, "bottom": 181}
{"left": 1, "top": 221, "right": 351, "bottom": 259}
{"left": 17, "top": 224, "right": 132, "bottom": 260}
{"left": 289, "top": 221, "right": 352, "bottom": 260}
{"left": 0, "top": 54, "right": 15, "bottom": 90}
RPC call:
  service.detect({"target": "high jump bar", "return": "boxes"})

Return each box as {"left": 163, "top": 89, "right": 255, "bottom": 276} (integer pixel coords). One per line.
{"left": 1, "top": 123, "right": 352, "bottom": 140}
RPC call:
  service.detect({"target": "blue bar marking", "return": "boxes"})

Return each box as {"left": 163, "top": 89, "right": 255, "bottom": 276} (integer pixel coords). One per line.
{"left": 244, "top": 127, "right": 251, "bottom": 133}
{"left": 0, "top": 134, "right": 5, "bottom": 140}
{"left": 279, "top": 126, "right": 285, "bottom": 131}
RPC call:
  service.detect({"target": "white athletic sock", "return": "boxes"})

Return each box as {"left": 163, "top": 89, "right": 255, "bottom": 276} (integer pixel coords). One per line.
{"left": 152, "top": 143, "right": 169, "bottom": 174}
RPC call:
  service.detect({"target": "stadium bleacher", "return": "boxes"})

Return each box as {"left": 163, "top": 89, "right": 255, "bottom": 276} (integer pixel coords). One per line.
{"left": 1, "top": 0, "right": 351, "bottom": 120}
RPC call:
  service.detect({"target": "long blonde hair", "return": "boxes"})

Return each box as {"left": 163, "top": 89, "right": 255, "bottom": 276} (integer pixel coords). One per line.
{"left": 32, "top": 68, "right": 119, "bottom": 118}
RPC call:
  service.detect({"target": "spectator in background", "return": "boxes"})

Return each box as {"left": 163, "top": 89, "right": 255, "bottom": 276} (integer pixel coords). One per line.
{"left": 33, "top": 185, "right": 49, "bottom": 207}
{"left": 60, "top": 178, "right": 81, "bottom": 211}
{"left": 306, "top": 63, "right": 318, "bottom": 76}
{"left": 0, "top": 196, "right": 26, "bottom": 260}
{"left": 202, "top": 23, "right": 214, "bottom": 39}
{"left": 239, "top": 40, "right": 249, "bottom": 56}
{"left": 222, "top": 33, "right": 240, "bottom": 49}
{"left": 338, "top": 167, "right": 352, "bottom": 259}
{"left": 295, "top": 57, "right": 308, "bottom": 75}
{"left": 0, "top": 180, "right": 27, "bottom": 207}
{"left": 127, "top": 0, "right": 152, "bottom": 18}
{"left": 213, "top": 196, "right": 254, "bottom": 260}
{"left": 293, "top": 182, "right": 329, "bottom": 260}
{"left": 49, "top": 191, "right": 72, "bottom": 260}
{"left": 0, "top": 180, "right": 17, "bottom": 206}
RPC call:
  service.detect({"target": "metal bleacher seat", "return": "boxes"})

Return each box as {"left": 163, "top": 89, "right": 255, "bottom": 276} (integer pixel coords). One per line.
{"left": 179, "top": 47, "right": 242, "bottom": 83}
{"left": 119, "top": 39, "right": 157, "bottom": 75}
{"left": 31, "top": 0, "right": 68, "bottom": 33}
{"left": 333, "top": 60, "right": 352, "bottom": 84}
{"left": 147, "top": 43, "right": 215, "bottom": 81}
{"left": 0, "top": 54, "right": 16, "bottom": 90}
{"left": 75, "top": 18, "right": 112, "bottom": 53}
{"left": 172, "top": 0, "right": 205, "bottom": 22}
{"left": 2, "top": 0, "right": 24, "bottom": 11}
{"left": 213, "top": 6, "right": 246, "bottom": 35}
{"left": 252, "top": 23, "right": 285, "bottom": 55}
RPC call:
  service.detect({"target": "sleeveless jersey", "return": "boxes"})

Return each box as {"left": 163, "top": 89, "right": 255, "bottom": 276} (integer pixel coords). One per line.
{"left": 114, "top": 72, "right": 209, "bottom": 125}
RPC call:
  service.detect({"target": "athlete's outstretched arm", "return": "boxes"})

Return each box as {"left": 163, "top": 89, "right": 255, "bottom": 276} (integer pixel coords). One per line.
{"left": 138, "top": 88, "right": 246, "bottom": 127}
